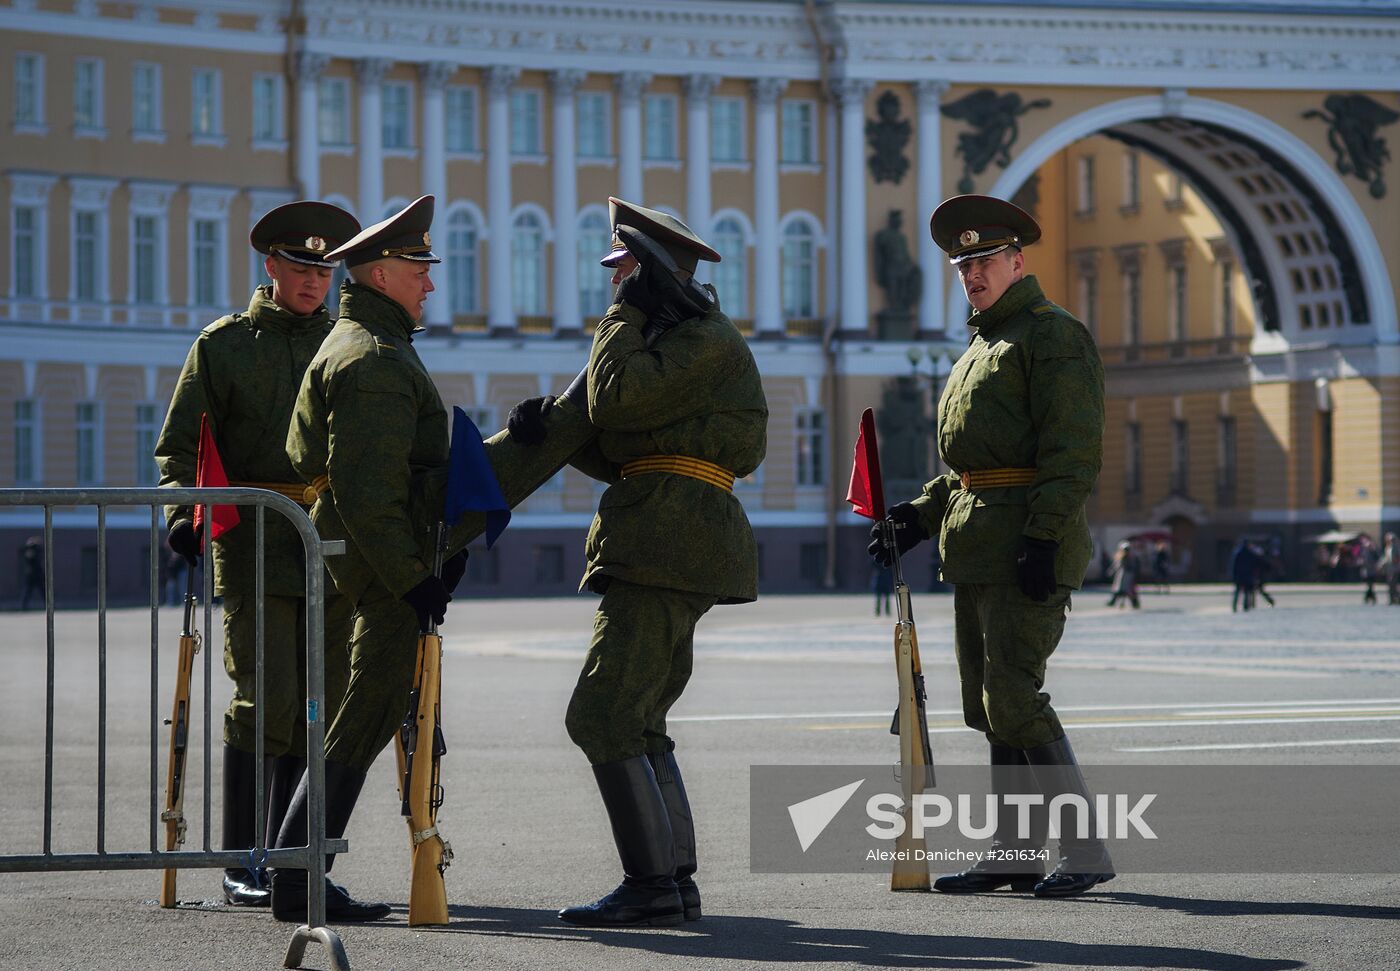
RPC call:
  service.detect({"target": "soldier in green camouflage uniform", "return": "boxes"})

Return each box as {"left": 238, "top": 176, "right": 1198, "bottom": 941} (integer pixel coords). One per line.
{"left": 870, "top": 195, "right": 1113, "bottom": 898}
{"left": 269, "top": 196, "right": 601, "bottom": 924}
{"left": 514, "top": 199, "right": 767, "bottom": 928}
{"left": 154, "top": 201, "right": 360, "bottom": 907}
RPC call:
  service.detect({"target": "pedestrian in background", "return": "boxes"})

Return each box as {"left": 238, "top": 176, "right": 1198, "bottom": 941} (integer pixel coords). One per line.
{"left": 20, "top": 537, "right": 44, "bottom": 610}
{"left": 1380, "top": 533, "right": 1400, "bottom": 605}
{"left": 1251, "top": 543, "right": 1276, "bottom": 607}
{"left": 1230, "top": 538, "right": 1258, "bottom": 612}
{"left": 1358, "top": 535, "right": 1380, "bottom": 605}
{"left": 1106, "top": 541, "right": 1140, "bottom": 609}
{"left": 872, "top": 564, "right": 893, "bottom": 616}
{"left": 1152, "top": 541, "right": 1171, "bottom": 594}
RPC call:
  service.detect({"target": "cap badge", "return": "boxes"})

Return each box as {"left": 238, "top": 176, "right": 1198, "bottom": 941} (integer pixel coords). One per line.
{"left": 959, "top": 229, "right": 980, "bottom": 247}
{"left": 422, "top": 232, "right": 431, "bottom": 247}
{"left": 305, "top": 236, "right": 326, "bottom": 252}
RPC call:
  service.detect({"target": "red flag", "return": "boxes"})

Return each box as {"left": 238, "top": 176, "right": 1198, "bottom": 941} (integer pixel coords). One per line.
{"left": 192, "top": 412, "right": 240, "bottom": 551}
{"left": 845, "top": 408, "right": 887, "bottom": 521}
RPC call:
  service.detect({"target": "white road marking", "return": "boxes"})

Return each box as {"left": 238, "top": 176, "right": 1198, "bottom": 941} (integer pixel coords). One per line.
{"left": 1118, "top": 737, "right": 1400, "bottom": 753}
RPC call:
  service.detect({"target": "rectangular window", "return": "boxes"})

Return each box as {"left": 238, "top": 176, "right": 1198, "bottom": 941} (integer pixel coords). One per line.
{"left": 795, "top": 409, "right": 825, "bottom": 487}
{"left": 533, "top": 544, "right": 565, "bottom": 584}
{"left": 1316, "top": 407, "right": 1333, "bottom": 505}
{"left": 445, "top": 85, "right": 477, "bottom": 153}
{"left": 133, "top": 214, "right": 158, "bottom": 305}
{"left": 710, "top": 97, "right": 743, "bottom": 162}
{"left": 382, "top": 81, "right": 412, "bottom": 149}
{"left": 446, "top": 213, "right": 479, "bottom": 314}
{"left": 192, "top": 69, "right": 221, "bottom": 136}
{"left": 1166, "top": 172, "right": 1185, "bottom": 208}
{"left": 14, "top": 53, "right": 43, "bottom": 127}
{"left": 252, "top": 73, "right": 283, "bottom": 142}
{"left": 1076, "top": 272, "right": 1097, "bottom": 337}
{"left": 12, "top": 206, "right": 38, "bottom": 299}
{"left": 1122, "top": 151, "right": 1140, "bottom": 210}
{"left": 132, "top": 62, "right": 161, "bottom": 133}
{"left": 1125, "top": 422, "right": 1142, "bottom": 496}
{"left": 192, "top": 219, "right": 220, "bottom": 307}
{"left": 76, "top": 401, "right": 101, "bottom": 486}
{"left": 1171, "top": 419, "right": 1189, "bottom": 494}
{"left": 1219, "top": 262, "right": 1235, "bottom": 337}
{"left": 14, "top": 400, "right": 39, "bottom": 486}
{"left": 1076, "top": 156, "right": 1095, "bottom": 215}
{"left": 781, "top": 100, "right": 816, "bottom": 164}
{"left": 509, "top": 89, "right": 542, "bottom": 155}
{"left": 1123, "top": 267, "right": 1141, "bottom": 345}
{"left": 74, "top": 58, "right": 102, "bottom": 129}
{"left": 1216, "top": 415, "right": 1237, "bottom": 506}
{"left": 1169, "top": 264, "right": 1187, "bottom": 342}
{"left": 318, "top": 77, "right": 350, "bottom": 145}
{"left": 781, "top": 229, "right": 817, "bottom": 318}
{"left": 576, "top": 91, "right": 609, "bottom": 158}
{"left": 135, "top": 403, "right": 159, "bottom": 487}
{"left": 643, "top": 94, "right": 677, "bottom": 160}
{"left": 74, "top": 209, "right": 99, "bottom": 301}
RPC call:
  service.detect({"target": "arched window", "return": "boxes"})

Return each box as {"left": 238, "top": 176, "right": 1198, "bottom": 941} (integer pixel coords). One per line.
{"left": 446, "top": 209, "right": 479, "bottom": 314}
{"left": 577, "top": 210, "right": 610, "bottom": 317}
{"left": 781, "top": 220, "right": 817, "bottom": 319}
{"left": 710, "top": 217, "right": 747, "bottom": 317}
{"left": 512, "top": 211, "right": 546, "bottom": 316}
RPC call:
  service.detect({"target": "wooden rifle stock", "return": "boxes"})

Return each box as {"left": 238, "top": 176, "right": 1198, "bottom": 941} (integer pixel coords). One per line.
{"left": 160, "top": 569, "right": 199, "bottom": 907}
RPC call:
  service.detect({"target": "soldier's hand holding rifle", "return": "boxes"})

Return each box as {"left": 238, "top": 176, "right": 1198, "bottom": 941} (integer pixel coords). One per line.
{"left": 167, "top": 520, "right": 202, "bottom": 565}
{"left": 867, "top": 502, "right": 928, "bottom": 567}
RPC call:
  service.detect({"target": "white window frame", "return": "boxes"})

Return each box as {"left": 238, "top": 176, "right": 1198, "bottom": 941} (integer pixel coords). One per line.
{"left": 710, "top": 96, "right": 745, "bottom": 164}
{"left": 14, "top": 52, "right": 47, "bottom": 134}
{"left": 134, "top": 402, "right": 160, "bottom": 487}
{"left": 131, "top": 61, "right": 164, "bottom": 142}
{"left": 795, "top": 408, "right": 826, "bottom": 488}
{"left": 9, "top": 173, "right": 55, "bottom": 310}
{"left": 381, "top": 80, "right": 414, "bottom": 154}
{"left": 191, "top": 68, "right": 225, "bottom": 146}
{"left": 576, "top": 207, "right": 611, "bottom": 318}
{"left": 73, "top": 56, "right": 105, "bottom": 138}
{"left": 317, "top": 77, "right": 351, "bottom": 148}
{"left": 576, "top": 90, "right": 611, "bottom": 161}
{"left": 1076, "top": 155, "right": 1095, "bottom": 215}
{"left": 1168, "top": 262, "right": 1187, "bottom": 342}
{"left": 1122, "top": 150, "right": 1141, "bottom": 211}
{"left": 780, "top": 215, "right": 821, "bottom": 320}
{"left": 186, "top": 186, "right": 234, "bottom": 312}
{"left": 643, "top": 93, "right": 678, "bottom": 162}
{"left": 14, "top": 398, "right": 42, "bottom": 487}
{"left": 251, "top": 72, "right": 286, "bottom": 150}
{"left": 445, "top": 204, "right": 483, "bottom": 316}
{"left": 445, "top": 84, "right": 479, "bottom": 156}
{"left": 69, "top": 178, "right": 115, "bottom": 304}
{"left": 11, "top": 204, "right": 42, "bottom": 302}
{"left": 75, "top": 400, "right": 104, "bottom": 487}
{"left": 780, "top": 98, "right": 817, "bottom": 166}
{"left": 509, "top": 88, "right": 543, "bottom": 158}
{"left": 709, "top": 211, "right": 751, "bottom": 318}
{"left": 510, "top": 206, "right": 550, "bottom": 317}
{"left": 1122, "top": 265, "right": 1141, "bottom": 346}
{"left": 127, "top": 181, "right": 175, "bottom": 313}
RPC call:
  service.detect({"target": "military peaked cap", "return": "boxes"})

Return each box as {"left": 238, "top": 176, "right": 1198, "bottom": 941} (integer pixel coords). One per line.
{"left": 601, "top": 197, "right": 720, "bottom": 275}
{"left": 930, "top": 194, "right": 1041, "bottom": 264}
{"left": 325, "top": 195, "right": 441, "bottom": 268}
{"left": 250, "top": 201, "right": 361, "bottom": 268}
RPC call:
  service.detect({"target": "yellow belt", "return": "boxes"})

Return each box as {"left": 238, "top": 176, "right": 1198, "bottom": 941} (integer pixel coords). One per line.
{"left": 958, "top": 468, "right": 1037, "bottom": 490}
{"left": 230, "top": 476, "right": 328, "bottom": 506}
{"left": 620, "top": 456, "right": 735, "bottom": 493}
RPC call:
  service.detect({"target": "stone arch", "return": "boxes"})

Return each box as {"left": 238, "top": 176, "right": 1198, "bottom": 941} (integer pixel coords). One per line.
{"left": 948, "top": 94, "right": 1397, "bottom": 347}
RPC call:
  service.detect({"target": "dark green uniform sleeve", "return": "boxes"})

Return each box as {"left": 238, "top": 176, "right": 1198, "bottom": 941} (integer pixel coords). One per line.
{"left": 910, "top": 472, "right": 958, "bottom": 539}
{"left": 155, "top": 333, "right": 222, "bottom": 531}
{"left": 568, "top": 438, "right": 622, "bottom": 484}
{"left": 1023, "top": 321, "right": 1105, "bottom": 543}
{"left": 325, "top": 357, "right": 428, "bottom": 597}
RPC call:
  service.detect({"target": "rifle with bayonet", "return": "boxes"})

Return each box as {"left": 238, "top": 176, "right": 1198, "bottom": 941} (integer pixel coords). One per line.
{"left": 160, "top": 565, "right": 200, "bottom": 907}
{"left": 394, "top": 523, "right": 453, "bottom": 926}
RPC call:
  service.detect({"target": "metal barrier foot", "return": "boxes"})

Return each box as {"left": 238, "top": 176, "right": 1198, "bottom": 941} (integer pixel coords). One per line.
{"left": 284, "top": 924, "right": 350, "bottom": 971}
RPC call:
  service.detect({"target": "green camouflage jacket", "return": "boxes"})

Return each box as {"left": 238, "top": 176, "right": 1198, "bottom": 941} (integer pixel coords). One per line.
{"left": 581, "top": 297, "right": 768, "bottom": 604}
{"left": 910, "top": 275, "right": 1104, "bottom": 589}
{"left": 155, "top": 286, "right": 332, "bottom": 597}
{"left": 288, "top": 283, "right": 596, "bottom": 604}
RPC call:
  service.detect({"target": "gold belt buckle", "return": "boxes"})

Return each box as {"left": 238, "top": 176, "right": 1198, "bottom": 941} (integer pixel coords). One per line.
{"left": 959, "top": 471, "right": 972, "bottom": 490}
{"left": 301, "top": 484, "right": 319, "bottom": 504}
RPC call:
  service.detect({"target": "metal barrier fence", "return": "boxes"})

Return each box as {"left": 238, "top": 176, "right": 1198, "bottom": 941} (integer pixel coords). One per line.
{"left": 0, "top": 488, "right": 350, "bottom": 971}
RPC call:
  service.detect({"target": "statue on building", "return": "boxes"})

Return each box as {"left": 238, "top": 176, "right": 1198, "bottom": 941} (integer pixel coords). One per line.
{"left": 876, "top": 376, "right": 933, "bottom": 501}
{"left": 866, "top": 90, "right": 911, "bottom": 185}
{"left": 1304, "top": 93, "right": 1398, "bottom": 199}
{"left": 873, "top": 210, "right": 922, "bottom": 340}
{"left": 940, "top": 88, "right": 1052, "bottom": 194}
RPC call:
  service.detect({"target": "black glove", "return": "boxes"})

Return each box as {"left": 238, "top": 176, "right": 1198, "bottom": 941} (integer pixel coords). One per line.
{"left": 613, "top": 261, "right": 668, "bottom": 321}
{"left": 1016, "top": 536, "right": 1060, "bottom": 603}
{"left": 168, "top": 520, "right": 202, "bottom": 565}
{"left": 507, "top": 395, "right": 555, "bottom": 446}
{"left": 441, "top": 550, "right": 468, "bottom": 595}
{"left": 402, "top": 575, "right": 451, "bottom": 630}
{"left": 866, "top": 502, "right": 929, "bottom": 568}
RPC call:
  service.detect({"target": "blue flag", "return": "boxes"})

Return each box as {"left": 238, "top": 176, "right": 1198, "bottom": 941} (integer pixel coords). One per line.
{"left": 444, "top": 406, "right": 511, "bottom": 549}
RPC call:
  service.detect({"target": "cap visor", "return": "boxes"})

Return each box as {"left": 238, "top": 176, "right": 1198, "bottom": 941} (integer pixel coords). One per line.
{"left": 599, "top": 246, "right": 631, "bottom": 268}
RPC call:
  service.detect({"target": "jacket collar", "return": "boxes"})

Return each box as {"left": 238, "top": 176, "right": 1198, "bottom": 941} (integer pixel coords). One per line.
{"left": 247, "top": 285, "right": 329, "bottom": 337}
{"left": 966, "top": 275, "right": 1044, "bottom": 337}
{"left": 338, "top": 282, "right": 421, "bottom": 342}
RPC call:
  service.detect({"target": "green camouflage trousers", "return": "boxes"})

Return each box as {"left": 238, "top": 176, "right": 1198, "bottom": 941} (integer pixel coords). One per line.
{"left": 322, "top": 579, "right": 420, "bottom": 772}
{"left": 222, "top": 591, "right": 353, "bottom": 757}
{"left": 566, "top": 579, "right": 718, "bottom": 765}
{"left": 953, "top": 583, "right": 1070, "bottom": 749}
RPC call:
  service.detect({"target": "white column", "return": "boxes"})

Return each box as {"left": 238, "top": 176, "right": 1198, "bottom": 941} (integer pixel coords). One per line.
{"left": 292, "top": 52, "right": 328, "bottom": 200}
{"left": 833, "top": 78, "right": 872, "bottom": 333}
{"left": 355, "top": 58, "right": 390, "bottom": 222}
{"left": 550, "top": 69, "right": 584, "bottom": 334}
{"left": 419, "top": 61, "right": 453, "bottom": 328}
{"left": 915, "top": 80, "right": 949, "bottom": 336}
{"left": 485, "top": 65, "right": 519, "bottom": 333}
{"left": 752, "top": 77, "right": 787, "bottom": 337}
{"left": 616, "top": 72, "right": 650, "bottom": 203}
{"left": 683, "top": 74, "right": 717, "bottom": 254}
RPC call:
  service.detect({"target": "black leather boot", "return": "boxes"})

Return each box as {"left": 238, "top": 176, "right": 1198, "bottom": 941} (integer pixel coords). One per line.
{"left": 934, "top": 742, "right": 1046, "bottom": 893}
{"left": 1023, "top": 735, "right": 1116, "bottom": 898}
{"left": 649, "top": 750, "right": 701, "bottom": 920}
{"left": 269, "top": 761, "right": 392, "bottom": 923}
{"left": 558, "top": 756, "right": 684, "bottom": 927}
{"left": 221, "top": 745, "right": 272, "bottom": 907}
